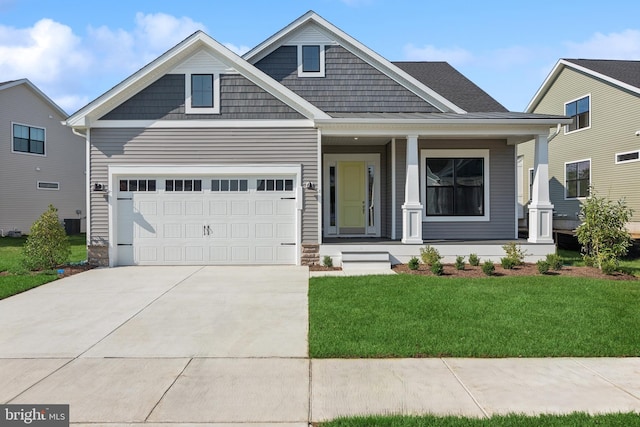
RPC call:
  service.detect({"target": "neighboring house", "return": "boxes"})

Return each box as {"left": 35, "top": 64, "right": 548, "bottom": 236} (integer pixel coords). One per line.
{"left": 0, "top": 79, "right": 86, "bottom": 236}
{"left": 65, "top": 11, "right": 568, "bottom": 267}
{"left": 518, "top": 59, "right": 640, "bottom": 238}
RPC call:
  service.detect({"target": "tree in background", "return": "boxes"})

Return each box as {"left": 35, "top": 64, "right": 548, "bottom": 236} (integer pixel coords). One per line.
{"left": 575, "top": 191, "right": 633, "bottom": 273}
{"left": 23, "top": 205, "right": 70, "bottom": 270}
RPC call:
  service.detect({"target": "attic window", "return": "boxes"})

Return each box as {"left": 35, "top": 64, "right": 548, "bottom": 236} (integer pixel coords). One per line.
{"left": 565, "top": 95, "right": 590, "bottom": 133}
{"left": 298, "top": 45, "right": 325, "bottom": 77}
{"left": 185, "top": 72, "right": 220, "bottom": 114}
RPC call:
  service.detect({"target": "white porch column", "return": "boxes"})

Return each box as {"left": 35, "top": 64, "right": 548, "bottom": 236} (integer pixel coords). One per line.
{"left": 528, "top": 133, "right": 554, "bottom": 243}
{"left": 402, "top": 135, "right": 423, "bottom": 244}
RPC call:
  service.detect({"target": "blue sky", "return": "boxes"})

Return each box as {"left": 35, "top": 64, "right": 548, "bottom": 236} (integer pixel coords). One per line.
{"left": 1, "top": 0, "right": 639, "bottom": 113}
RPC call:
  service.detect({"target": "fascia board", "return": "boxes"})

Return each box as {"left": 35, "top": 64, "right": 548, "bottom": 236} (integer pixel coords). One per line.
{"left": 244, "top": 11, "right": 465, "bottom": 114}
{"left": 315, "top": 117, "right": 573, "bottom": 126}
{"left": 1, "top": 78, "right": 68, "bottom": 117}
{"left": 526, "top": 59, "right": 640, "bottom": 113}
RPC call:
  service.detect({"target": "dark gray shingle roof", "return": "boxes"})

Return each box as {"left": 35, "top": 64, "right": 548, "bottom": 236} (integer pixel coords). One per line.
{"left": 393, "top": 61, "right": 508, "bottom": 113}
{"left": 564, "top": 59, "right": 640, "bottom": 89}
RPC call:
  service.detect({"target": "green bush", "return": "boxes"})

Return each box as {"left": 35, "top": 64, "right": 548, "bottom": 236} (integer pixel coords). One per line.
{"left": 430, "top": 260, "right": 444, "bottom": 276}
{"left": 454, "top": 256, "right": 465, "bottom": 270}
{"left": 468, "top": 253, "right": 480, "bottom": 266}
{"left": 575, "top": 190, "right": 633, "bottom": 271}
{"left": 22, "top": 205, "right": 70, "bottom": 270}
{"left": 420, "top": 245, "right": 442, "bottom": 266}
{"left": 322, "top": 255, "right": 333, "bottom": 268}
{"left": 537, "top": 260, "right": 550, "bottom": 274}
{"left": 502, "top": 242, "right": 526, "bottom": 266}
{"left": 546, "top": 253, "right": 563, "bottom": 271}
{"left": 601, "top": 259, "right": 618, "bottom": 275}
{"left": 500, "top": 257, "right": 516, "bottom": 270}
{"left": 408, "top": 257, "right": 420, "bottom": 270}
{"left": 481, "top": 260, "right": 495, "bottom": 276}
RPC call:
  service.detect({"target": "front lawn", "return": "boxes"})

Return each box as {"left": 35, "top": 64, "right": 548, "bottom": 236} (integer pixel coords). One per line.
{"left": 309, "top": 275, "right": 640, "bottom": 358}
{"left": 320, "top": 412, "right": 640, "bottom": 426}
{"left": 0, "top": 234, "right": 87, "bottom": 299}
{"left": 558, "top": 249, "right": 640, "bottom": 277}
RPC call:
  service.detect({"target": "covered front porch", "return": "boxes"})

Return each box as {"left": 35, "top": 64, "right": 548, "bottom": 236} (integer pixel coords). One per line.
{"left": 314, "top": 114, "right": 571, "bottom": 268}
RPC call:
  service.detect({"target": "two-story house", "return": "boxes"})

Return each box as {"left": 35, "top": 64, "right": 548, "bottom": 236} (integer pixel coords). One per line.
{"left": 1, "top": 79, "right": 86, "bottom": 236}
{"left": 518, "top": 59, "right": 640, "bottom": 239}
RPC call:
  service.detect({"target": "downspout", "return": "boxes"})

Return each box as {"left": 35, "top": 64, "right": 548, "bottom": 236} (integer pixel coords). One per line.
{"left": 548, "top": 123, "right": 561, "bottom": 143}
{"left": 70, "top": 127, "right": 90, "bottom": 246}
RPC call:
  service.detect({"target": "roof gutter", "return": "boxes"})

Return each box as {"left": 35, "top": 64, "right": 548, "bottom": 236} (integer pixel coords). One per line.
{"left": 548, "top": 123, "right": 562, "bottom": 142}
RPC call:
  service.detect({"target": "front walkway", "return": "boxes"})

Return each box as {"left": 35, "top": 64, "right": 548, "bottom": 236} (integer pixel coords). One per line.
{"left": 1, "top": 267, "right": 639, "bottom": 424}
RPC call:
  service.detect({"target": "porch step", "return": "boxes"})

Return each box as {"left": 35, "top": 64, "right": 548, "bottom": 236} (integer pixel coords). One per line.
{"left": 341, "top": 251, "right": 391, "bottom": 272}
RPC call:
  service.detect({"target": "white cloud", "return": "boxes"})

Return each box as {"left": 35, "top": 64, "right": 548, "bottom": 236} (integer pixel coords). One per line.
{"left": 0, "top": 13, "right": 209, "bottom": 113}
{"left": 403, "top": 43, "right": 474, "bottom": 66}
{"left": 0, "top": 19, "right": 89, "bottom": 83}
{"left": 223, "top": 42, "right": 251, "bottom": 56}
{"left": 564, "top": 29, "right": 640, "bottom": 59}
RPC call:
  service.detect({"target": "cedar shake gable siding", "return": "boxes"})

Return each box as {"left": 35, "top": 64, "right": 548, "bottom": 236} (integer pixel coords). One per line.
{"left": 255, "top": 45, "right": 440, "bottom": 113}
{"left": 101, "top": 74, "right": 305, "bottom": 120}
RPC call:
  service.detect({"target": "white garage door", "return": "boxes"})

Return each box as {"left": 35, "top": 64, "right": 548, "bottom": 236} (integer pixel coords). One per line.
{"left": 116, "top": 176, "right": 297, "bottom": 265}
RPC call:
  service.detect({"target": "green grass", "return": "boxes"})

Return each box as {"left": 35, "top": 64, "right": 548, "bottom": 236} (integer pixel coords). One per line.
{"left": 309, "top": 275, "right": 640, "bottom": 358}
{"left": 0, "top": 234, "right": 87, "bottom": 299}
{"left": 558, "top": 249, "right": 640, "bottom": 277}
{"left": 320, "top": 412, "right": 640, "bottom": 426}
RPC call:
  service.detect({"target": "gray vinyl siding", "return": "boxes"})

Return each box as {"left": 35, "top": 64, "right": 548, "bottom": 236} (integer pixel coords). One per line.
{"left": 255, "top": 45, "right": 439, "bottom": 113}
{"left": 394, "top": 139, "right": 515, "bottom": 240}
{"left": 518, "top": 67, "right": 640, "bottom": 228}
{"left": 0, "top": 84, "right": 86, "bottom": 233}
{"left": 101, "top": 74, "right": 304, "bottom": 120}
{"left": 322, "top": 144, "right": 389, "bottom": 237}
{"left": 89, "top": 127, "right": 318, "bottom": 245}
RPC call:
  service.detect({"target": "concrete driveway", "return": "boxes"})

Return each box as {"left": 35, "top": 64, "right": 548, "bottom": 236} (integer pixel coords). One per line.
{"left": 0, "top": 266, "right": 311, "bottom": 425}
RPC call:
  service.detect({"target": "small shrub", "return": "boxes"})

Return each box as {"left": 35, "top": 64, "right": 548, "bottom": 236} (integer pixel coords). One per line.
{"left": 22, "top": 205, "right": 70, "bottom": 270}
{"left": 420, "top": 245, "right": 442, "bottom": 266}
{"left": 502, "top": 242, "right": 526, "bottom": 266}
{"left": 454, "top": 256, "right": 465, "bottom": 270}
{"left": 546, "top": 253, "right": 563, "bottom": 271}
{"left": 500, "top": 257, "right": 516, "bottom": 270}
{"left": 430, "top": 260, "right": 444, "bottom": 276}
{"left": 481, "top": 260, "right": 495, "bottom": 276}
{"left": 322, "top": 255, "right": 333, "bottom": 268}
{"left": 583, "top": 255, "right": 595, "bottom": 267}
{"left": 468, "top": 253, "right": 480, "bottom": 266}
{"left": 408, "top": 257, "right": 420, "bottom": 270}
{"left": 601, "top": 259, "right": 618, "bottom": 275}
{"left": 536, "top": 260, "right": 550, "bottom": 274}
{"left": 575, "top": 190, "right": 633, "bottom": 271}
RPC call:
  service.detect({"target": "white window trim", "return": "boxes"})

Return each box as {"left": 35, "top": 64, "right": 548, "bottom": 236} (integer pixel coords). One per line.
{"left": 421, "top": 149, "right": 490, "bottom": 222}
{"left": 564, "top": 93, "right": 591, "bottom": 135}
{"left": 11, "top": 121, "right": 46, "bottom": 157}
{"left": 615, "top": 149, "right": 640, "bottom": 164}
{"left": 297, "top": 44, "right": 325, "bottom": 77}
{"left": 37, "top": 181, "right": 59, "bottom": 191}
{"left": 185, "top": 73, "right": 220, "bottom": 114}
{"left": 564, "top": 158, "right": 591, "bottom": 200}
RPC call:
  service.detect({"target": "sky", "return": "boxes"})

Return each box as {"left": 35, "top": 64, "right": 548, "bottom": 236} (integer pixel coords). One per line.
{"left": 1, "top": 0, "right": 639, "bottom": 114}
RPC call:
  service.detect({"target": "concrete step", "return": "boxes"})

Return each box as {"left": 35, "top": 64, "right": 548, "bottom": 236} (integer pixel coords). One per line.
{"left": 341, "top": 251, "right": 391, "bottom": 272}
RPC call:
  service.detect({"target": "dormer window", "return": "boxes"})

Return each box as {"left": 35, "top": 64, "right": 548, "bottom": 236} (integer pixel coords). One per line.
{"left": 185, "top": 72, "right": 220, "bottom": 114}
{"left": 298, "top": 44, "right": 325, "bottom": 77}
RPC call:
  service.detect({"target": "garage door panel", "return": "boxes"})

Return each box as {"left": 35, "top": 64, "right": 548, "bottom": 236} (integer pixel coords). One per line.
{"left": 255, "top": 223, "right": 274, "bottom": 238}
{"left": 185, "top": 224, "right": 204, "bottom": 238}
{"left": 163, "top": 201, "right": 182, "bottom": 215}
{"left": 185, "top": 201, "right": 203, "bottom": 216}
{"left": 164, "top": 247, "right": 183, "bottom": 262}
{"left": 209, "top": 247, "right": 228, "bottom": 262}
{"left": 255, "top": 200, "right": 274, "bottom": 215}
{"left": 138, "top": 246, "right": 158, "bottom": 262}
{"left": 276, "top": 223, "right": 294, "bottom": 239}
{"left": 210, "top": 201, "right": 227, "bottom": 215}
{"left": 231, "top": 223, "right": 250, "bottom": 239}
{"left": 255, "top": 246, "right": 275, "bottom": 262}
{"left": 185, "top": 246, "right": 204, "bottom": 262}
{"left": 163, "top": 224, "right": 182, "bottom": 238}
{"left": 231, "top": 246, "right": 250, "bottom": 261}
{"left": 231, "top": 200, "right": 249, "bottom": 215}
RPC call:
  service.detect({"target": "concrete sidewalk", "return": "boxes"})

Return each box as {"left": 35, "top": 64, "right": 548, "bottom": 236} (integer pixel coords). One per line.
{"left": 1, "top": 267, "right": 639, "bottom": 424}
{"left": 2, "top": 357, "right": 640, "bottom": 424}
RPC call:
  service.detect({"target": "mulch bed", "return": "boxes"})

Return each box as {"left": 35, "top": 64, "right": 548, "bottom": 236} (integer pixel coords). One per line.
{"left": 392, "top": 263, "right": 638, "bottom": 280}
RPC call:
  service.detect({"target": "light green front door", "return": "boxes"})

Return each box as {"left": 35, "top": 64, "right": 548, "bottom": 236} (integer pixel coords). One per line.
{"left": 338, "top": 161, "right": 365, "bottom": 234}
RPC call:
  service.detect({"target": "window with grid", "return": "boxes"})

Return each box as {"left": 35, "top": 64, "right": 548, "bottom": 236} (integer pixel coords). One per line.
{"left": 165, "top": 179, "right": 202, "bottom": 192}
{"left": 565, "top": 96, "right": 590, "bottom": 132}
{"left": 565, "top": 160, "right": 590, "bottom": 198}
{"left": 425, "top": 158, "right": 484, "bottom": 216}
{"left": 13, "top": 123, "right": 45, "bottom": 155}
